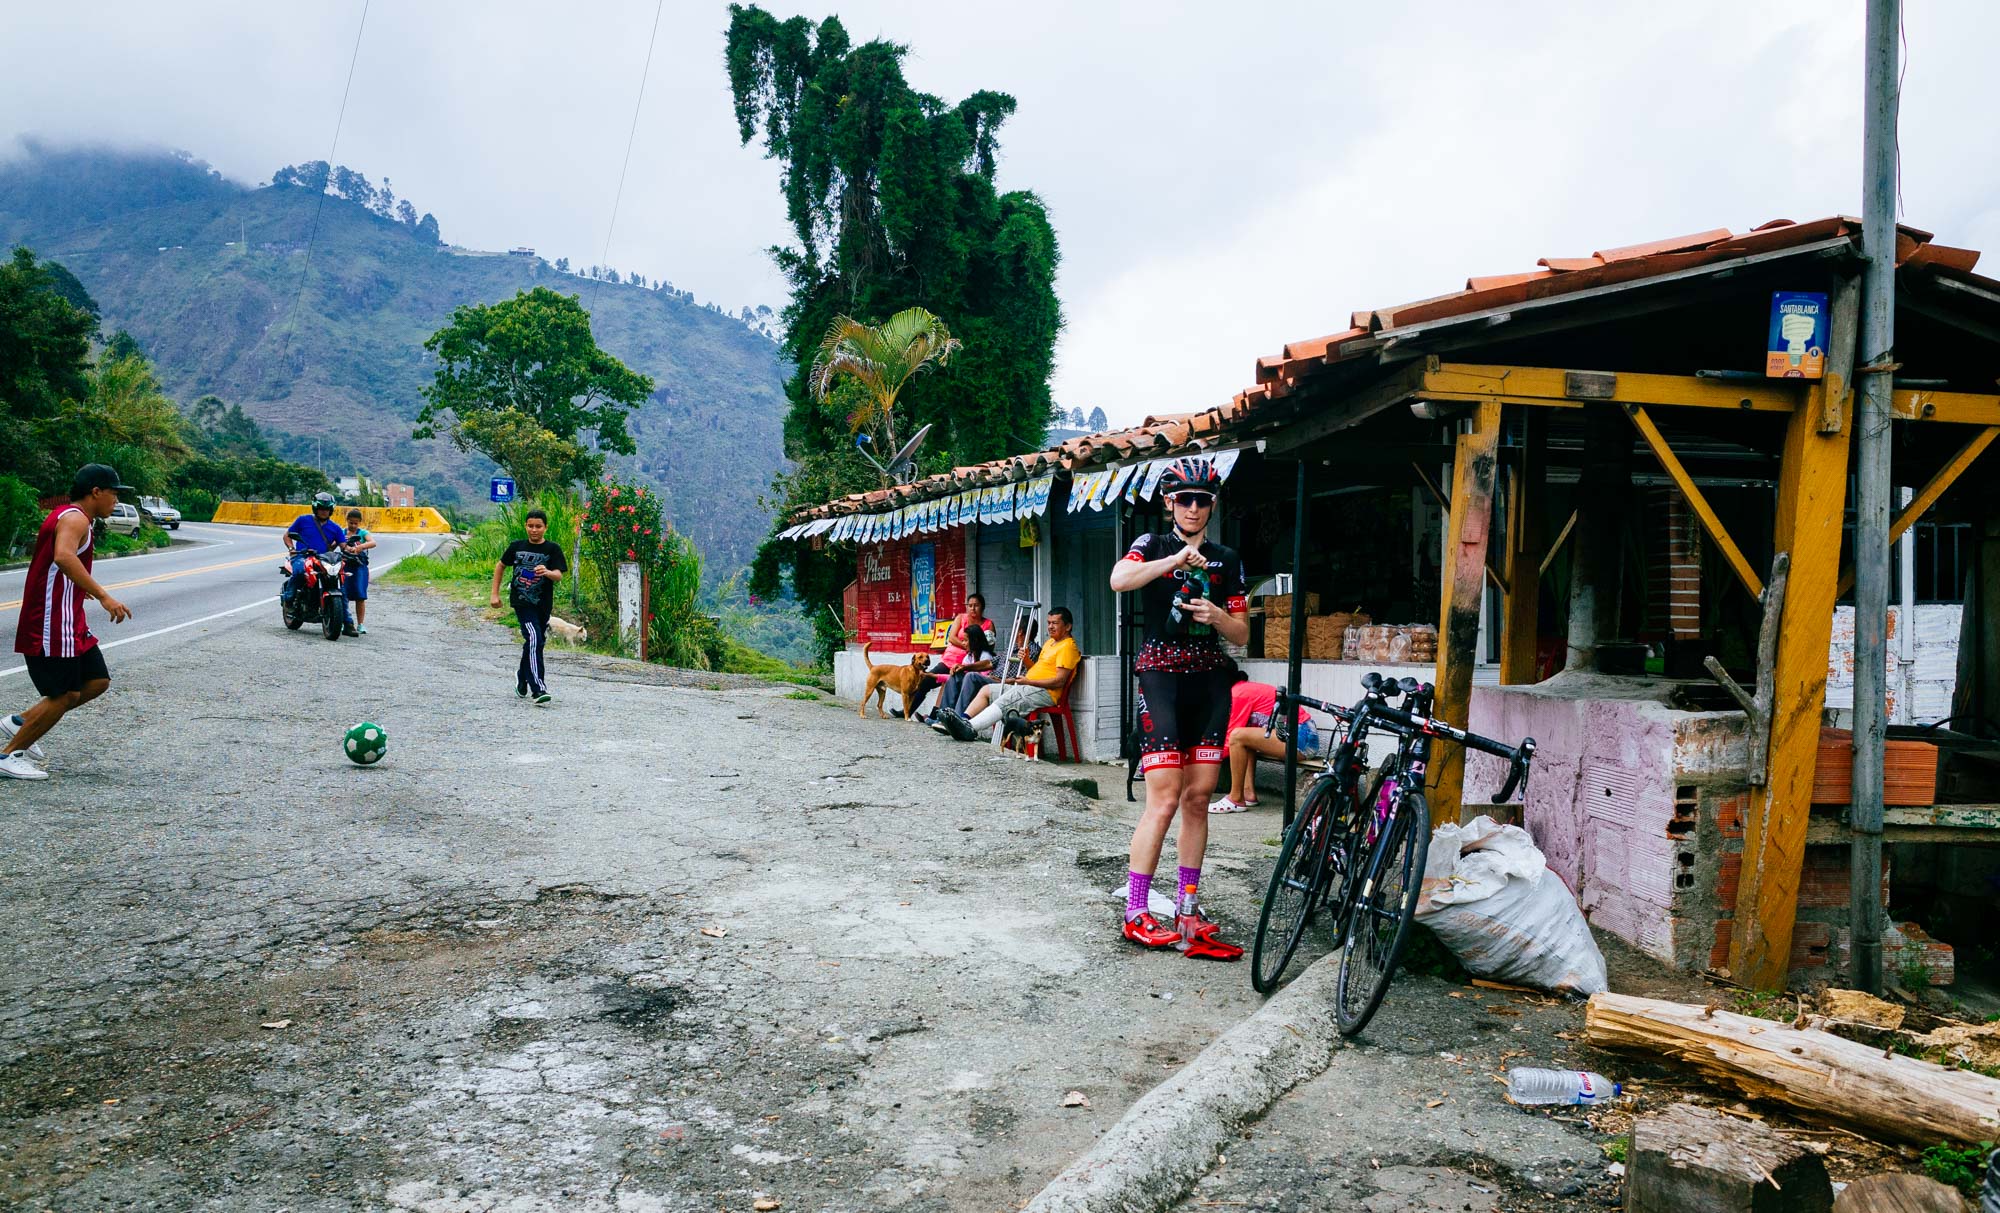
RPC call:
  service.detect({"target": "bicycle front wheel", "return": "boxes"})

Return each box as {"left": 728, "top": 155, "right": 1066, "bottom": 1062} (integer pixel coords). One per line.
{"left": 1250, "top": 779, "right": 1337, "bottom": 994}
{"left": 1333, "top": 792, "right": 1429, "bottom": 1037}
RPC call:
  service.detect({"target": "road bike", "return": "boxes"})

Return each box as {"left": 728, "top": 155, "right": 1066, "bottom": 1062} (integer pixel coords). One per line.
{"left": 1249, "top": 673, "right": 1535, "bottom": 1038}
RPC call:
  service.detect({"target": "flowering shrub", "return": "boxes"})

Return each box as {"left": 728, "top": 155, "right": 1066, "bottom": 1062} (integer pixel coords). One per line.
{"left": 580, "top": 476, "right": 717, "bottom": 669}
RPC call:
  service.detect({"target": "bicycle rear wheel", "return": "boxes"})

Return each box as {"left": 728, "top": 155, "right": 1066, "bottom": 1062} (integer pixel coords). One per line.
{"left": 1250, "top": 779, "right": 1337, "bottom": 993}
{"left": 1333, "top": 792, "right": 1429, "bottom": 1037}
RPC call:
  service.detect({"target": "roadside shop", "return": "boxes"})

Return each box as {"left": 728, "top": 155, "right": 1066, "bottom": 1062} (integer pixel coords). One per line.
{"left": 780, "top": 216, "right": 2000, "bottom": 992}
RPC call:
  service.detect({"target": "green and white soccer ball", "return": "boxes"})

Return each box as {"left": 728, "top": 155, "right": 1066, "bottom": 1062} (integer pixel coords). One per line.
{"left": 343, "top": 721, "right": 388, "bottom": 766}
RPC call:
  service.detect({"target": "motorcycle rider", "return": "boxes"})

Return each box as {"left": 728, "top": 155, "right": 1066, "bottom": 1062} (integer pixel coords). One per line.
{"left": 283, "top": 492, "right": 355, "bottom": 635}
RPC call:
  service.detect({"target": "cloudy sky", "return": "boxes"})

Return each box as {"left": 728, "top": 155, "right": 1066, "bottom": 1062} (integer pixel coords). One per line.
{"left": 7, "top": 1, "right": 1998, "bottom": 426}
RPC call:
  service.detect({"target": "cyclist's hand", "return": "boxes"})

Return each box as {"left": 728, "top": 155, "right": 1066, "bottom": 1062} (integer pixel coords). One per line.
{"left": 1177, "top": 544, "right": 1206, "bottom": 571}
{"left": 1184, "top": 595, "right": 1224, "bottom": 625}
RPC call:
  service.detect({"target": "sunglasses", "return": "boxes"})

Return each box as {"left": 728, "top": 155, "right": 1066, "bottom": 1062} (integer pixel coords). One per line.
{"left": 1167, "top": 492, "right": 1215, "bottom": 508}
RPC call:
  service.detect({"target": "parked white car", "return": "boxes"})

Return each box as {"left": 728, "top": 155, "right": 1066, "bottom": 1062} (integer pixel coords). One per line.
{"left": 139, "top": 495, "right": 181, "bottom": 529}
{"left": 104, "top": 502, "right": 143, "bottom": 536}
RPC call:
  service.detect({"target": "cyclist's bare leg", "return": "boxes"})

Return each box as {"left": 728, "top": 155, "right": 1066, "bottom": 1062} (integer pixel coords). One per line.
{"left": 1129, "top": 765, "right": 1185, "bottom": 878}
{"left": 1175, "top": 761, "right": 1221, "bottom": 870}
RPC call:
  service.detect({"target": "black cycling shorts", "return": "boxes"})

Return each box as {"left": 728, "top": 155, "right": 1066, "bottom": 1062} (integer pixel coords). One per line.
{"left": 24, "top": 647, "right": 111, "bottom": 699}
{"left": 1135, "top": 666, "right": 1234, "bottom": 772}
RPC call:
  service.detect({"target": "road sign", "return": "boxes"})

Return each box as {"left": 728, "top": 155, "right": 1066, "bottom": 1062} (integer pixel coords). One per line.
{"left": 490, "top": 477, "right": 517, "bottom": 503}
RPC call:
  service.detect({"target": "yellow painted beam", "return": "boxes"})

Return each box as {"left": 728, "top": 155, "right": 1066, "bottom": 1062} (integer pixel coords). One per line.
{"left": 1730, "top": 390, "right": 1851, "bottom": 990}
{"left": 1892, "top": 389, "right": 2000, "bottom": 425}
{"left": 1835, "top": 424, "right": 2000, "bottom": 598}
{"left": 1623, "top": 405, "right": 1764, "bottom": 599}
{"left": 1422, "top": 363, "right": 1804, "bottom": 414}
{"left": 1432, "top": 400, "right": 1502, "bottom": 827}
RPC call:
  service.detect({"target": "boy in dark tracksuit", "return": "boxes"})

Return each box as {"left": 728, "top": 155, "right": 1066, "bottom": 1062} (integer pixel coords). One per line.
{"left": 489, "top": 508, "right": 567, "bottom": 704}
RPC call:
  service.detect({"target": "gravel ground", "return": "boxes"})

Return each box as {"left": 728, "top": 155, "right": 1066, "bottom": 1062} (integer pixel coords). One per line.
{"left": 1, "top": 585, "right": 1277, "bottom": 1211}
{"left": 3, "top": 584, "right": 1765, "bottom": 1212}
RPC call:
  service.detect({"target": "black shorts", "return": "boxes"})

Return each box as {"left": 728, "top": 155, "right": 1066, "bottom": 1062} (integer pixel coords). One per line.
{"left": 1135, "top": 666, "right": 1234, "bottom": 773}
{"left": 24, "top": 647, "right": 111, "bottom": 699}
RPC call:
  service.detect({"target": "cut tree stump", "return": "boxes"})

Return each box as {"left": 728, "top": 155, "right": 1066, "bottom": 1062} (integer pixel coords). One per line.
{"left": 1830, "top": 1172, "right": 1974, "bottom": 1213}
{"left": 1584, "top": 992, "right": 2000, "bottom": 1147}
{"left": 1626, "top": 1102, "right": 1833, "bottom": 1213}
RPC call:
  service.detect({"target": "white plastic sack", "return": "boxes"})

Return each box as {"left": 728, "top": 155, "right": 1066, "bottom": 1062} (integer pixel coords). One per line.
{"left": 1414, "top": 815, "right": 1607, "bottom": 996}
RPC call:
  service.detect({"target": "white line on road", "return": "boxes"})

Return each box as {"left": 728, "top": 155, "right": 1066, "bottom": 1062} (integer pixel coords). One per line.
{"left": 0, "top": 534, "right": 439, "bottom": 679}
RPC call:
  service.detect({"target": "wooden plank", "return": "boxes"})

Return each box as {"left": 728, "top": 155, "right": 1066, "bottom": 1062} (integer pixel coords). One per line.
{"left": 1423, "top": 362, "right": 1804, "bottom": 414}
{"left": 1584, "top": 992, "right": 2000, "bottom": 1147}
{"left": 1431, "top": 400, "right": 1502, "bottom": 826}
{"left": 1730, "top": 391, "right": 1851, "bottom": 990}
{"left": 1500, "top": 409, "right": 1546, "bottom": 684}
{"left": 1807, "top": 803, "right": 2000, "bottom": 844}
{"left": 1892, "top": 389, "right": 2000, "bottom": 425}
{"left": 1835, "top": 424, "right": 2000, "bottom": 597}
{"left": 1816, "top": 273, "right": 1862, "bottom": 434}
{"left": 1263, "top": 361, "right": 1429, "bottom": 454}
{"left": 1537, "top": 509, "right": 1578, "bottom": 577}
{"left": 1624, "top": 404, "right": 1764, "bottom": 598}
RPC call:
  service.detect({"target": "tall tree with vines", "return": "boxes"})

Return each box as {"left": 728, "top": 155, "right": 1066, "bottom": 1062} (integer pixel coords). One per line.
{"left": 726, "top": 4, "right": 1062, "bottom": 657}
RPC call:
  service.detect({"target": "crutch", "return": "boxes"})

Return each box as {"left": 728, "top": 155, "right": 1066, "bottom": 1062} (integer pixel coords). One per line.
{"left": 990, "top": 598, "right": 1041, "bottom": 754}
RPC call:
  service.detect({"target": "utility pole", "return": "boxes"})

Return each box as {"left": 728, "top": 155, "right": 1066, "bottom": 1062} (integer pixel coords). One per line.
{"left": 1850, "top": 0, "right": 1899, "bottom": 994}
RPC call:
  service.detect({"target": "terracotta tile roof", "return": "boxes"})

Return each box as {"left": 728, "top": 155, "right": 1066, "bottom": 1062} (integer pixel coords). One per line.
{"left": 1233, "top": 216, "right": 1990, "bottom": 398}
{"left": 793, "top": 217, "right": 1995, "bottom": 527}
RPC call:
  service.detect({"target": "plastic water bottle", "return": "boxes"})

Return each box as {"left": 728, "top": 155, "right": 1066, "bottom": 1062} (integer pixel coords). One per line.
{"left": 1505, "top": 1068, "right": 1621, "bottom": 1106}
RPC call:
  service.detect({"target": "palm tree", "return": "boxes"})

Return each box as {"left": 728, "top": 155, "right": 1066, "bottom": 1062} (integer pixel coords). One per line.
{"left": 810, "top": 307, "right": 961, "bottom": 459}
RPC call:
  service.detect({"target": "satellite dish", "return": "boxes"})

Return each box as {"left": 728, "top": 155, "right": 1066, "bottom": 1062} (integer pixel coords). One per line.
{"left": 855, "top": 424, "right": 933, "bottom": 484}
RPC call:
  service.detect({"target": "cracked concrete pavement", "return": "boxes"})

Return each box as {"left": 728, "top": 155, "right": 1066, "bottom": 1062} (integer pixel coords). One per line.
{"left": 2, "top": 585, "right": 1279, "bottom": 1211}
{"left": 3, "top": 585, "right": 1655, "bottom": 1211}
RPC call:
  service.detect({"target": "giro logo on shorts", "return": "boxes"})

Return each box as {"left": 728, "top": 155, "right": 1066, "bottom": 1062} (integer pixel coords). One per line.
{"left": 1190, "top": 746, "right": 1226, "bottom": 765}
{"left": 1139, "top": 751, "right": 1184, "bottom": 772}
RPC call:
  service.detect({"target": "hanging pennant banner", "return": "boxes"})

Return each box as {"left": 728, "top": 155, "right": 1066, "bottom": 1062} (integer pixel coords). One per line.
{"left": 997, "top": 481, "right": 1019, "bottom": 523}
{"left": 1101, "top": 463, "right": 1135, "bottom": 508}
{"left": 1020, "top": 473, "right": 1055, "bottom": 517}
{"left": 1067, "top": 469, "right": 1101, "bottom": 513}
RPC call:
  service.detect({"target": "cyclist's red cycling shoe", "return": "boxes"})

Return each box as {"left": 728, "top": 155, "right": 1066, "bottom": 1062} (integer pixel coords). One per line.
{"left": 1122, "top": 913, "right": 1181, "bottom": 949}
{"left": 1176, "top": 912, "right": 1244, "bottom": 962}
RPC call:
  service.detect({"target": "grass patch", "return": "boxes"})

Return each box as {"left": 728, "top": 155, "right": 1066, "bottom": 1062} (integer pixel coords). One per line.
{"left": 1261, "top": 837, "right": 1281, "bottom": 847}
{"left": 1599, "top": 1137, "right": 1627, "bottom": 1164}
{"left": 783, "top": 689, "right": 818, "bottom": 701}
{"left": 1729, "top": 989, "right": 1796, "bottom": 1023}
{"left": 98, "top": 524, "right": 172, "bottom": 556}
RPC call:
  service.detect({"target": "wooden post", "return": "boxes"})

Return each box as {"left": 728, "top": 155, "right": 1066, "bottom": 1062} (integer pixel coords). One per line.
{"left": 1729, "top": 302, "right": 1855, "bottom": 989}
{"left": 1500, "top": 408, "right": 1545, "bottom": 684}
{"left": 1431, "top": 400, "right": 1501, "bottom": 825}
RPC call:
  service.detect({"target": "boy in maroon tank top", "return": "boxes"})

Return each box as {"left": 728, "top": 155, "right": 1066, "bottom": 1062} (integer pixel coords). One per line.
{"left": 3, "top": 465, "right": 133, "bottom": 780}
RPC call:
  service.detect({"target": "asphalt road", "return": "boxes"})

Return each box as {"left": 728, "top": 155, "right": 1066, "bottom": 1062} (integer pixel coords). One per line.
{"left": 1, "top": 521, "right": 442, "bottom": 681}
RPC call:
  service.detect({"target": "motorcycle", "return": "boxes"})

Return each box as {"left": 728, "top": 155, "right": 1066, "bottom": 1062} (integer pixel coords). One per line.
{"left": 279, "top": 549, "right": 350, "bottom": 641}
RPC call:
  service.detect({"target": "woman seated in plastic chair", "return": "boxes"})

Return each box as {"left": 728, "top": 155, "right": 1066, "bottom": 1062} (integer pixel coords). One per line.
{"left": 1209, "top": 672, "right": 1320, "bottom": 813}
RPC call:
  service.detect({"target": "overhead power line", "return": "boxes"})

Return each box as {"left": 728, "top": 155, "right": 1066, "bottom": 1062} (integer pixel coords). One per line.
{"left": 279, "top": 0, "right": 372, "bottom": 358}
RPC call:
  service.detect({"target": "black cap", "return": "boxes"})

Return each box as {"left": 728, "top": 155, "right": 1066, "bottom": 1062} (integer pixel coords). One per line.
{"left": 71, "top": 464, "right": 132, "bottom": 498}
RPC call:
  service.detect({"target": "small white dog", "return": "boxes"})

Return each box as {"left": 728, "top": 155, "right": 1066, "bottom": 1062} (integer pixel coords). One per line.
{"left": 547, "top": 616, "right": 589, "bottom": 647}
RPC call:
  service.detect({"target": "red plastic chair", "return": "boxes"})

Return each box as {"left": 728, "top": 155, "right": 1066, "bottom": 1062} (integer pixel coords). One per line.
{"left": 1025, "top": 656, "right": 1084, "bottom": 763}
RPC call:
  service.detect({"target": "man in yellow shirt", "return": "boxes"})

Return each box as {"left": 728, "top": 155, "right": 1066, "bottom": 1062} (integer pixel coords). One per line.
{"left": 943, "top": 607, "right": 1079, "bottom": 742}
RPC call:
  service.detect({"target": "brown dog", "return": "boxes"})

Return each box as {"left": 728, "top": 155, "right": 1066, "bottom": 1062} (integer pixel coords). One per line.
{"left": 859, "top": 643, "right": 930, "bottom": 720}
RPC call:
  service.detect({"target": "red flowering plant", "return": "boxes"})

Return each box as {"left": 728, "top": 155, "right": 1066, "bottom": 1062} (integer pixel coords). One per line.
{"left": 579, "top": 476, "right": 716, "bottom": 668}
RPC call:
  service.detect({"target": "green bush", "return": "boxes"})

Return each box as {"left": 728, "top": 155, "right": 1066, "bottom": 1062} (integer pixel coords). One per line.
{"left": 1919, "top": 1140, "right": 1992, "bottom": 1195}
{"left": 173, "top": 489, "right": 220, "bottom": 523}
{"left": 98, "top": 524, "right": 172, "bottom": 556}
{"left": 0, "top": 475, "right": 41, "bottom": 559}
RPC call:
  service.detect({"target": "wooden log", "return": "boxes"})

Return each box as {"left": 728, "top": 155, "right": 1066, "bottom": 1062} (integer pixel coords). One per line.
{"left": 1431, "top": 399, "right": 1501, "bottom": 825}
{"left": 1831, "top": 1171, "right": 1975, "bottom": 1213}
{"left": 1626, "top": 1102, "right": 1833, "bottom": 1213}
{"left": 1584, "top": 992, "right": 2000, "bottom": 1147}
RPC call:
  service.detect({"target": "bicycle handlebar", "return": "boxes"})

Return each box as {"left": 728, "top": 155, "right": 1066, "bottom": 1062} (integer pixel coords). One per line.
{"left": 1274, "top": 678, "right": 1536, "bottom": 804}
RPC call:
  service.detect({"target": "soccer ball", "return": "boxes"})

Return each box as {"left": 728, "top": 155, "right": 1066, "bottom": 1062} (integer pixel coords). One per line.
{"left": 343, "top": 721, "right": 388, "bottom": 766}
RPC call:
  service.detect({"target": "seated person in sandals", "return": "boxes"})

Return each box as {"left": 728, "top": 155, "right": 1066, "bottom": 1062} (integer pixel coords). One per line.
{"left": 1210, "top": 672, "right": 1320, "bottom": 814}
{"left": 905, "top": 593, "right": 988, "bottom": 719}
{"left": 937, "top": 608, "right": 1077, "bottom": 742}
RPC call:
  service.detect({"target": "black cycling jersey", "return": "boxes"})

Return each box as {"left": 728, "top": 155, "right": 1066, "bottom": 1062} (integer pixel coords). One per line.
{"left": 1123, "top": 531, "right": 1247, "bottom": 673}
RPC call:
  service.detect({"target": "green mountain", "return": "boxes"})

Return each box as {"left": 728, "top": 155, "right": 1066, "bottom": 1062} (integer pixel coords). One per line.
{"left": 0, "top": 142, "right": 790, "bottom": 572}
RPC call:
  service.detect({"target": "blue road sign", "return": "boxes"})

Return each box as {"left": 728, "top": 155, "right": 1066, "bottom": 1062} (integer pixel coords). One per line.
{"left": 490, "top": 476, "right": 517, "bottom": 503}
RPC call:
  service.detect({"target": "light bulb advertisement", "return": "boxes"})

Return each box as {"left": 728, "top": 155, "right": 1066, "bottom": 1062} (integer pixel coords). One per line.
{"left": 1765, "top": 290, "right": 1829, "bottom": 378}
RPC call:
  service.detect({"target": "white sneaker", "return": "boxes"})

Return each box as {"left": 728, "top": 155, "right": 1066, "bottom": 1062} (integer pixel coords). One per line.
{"left": 0, "top": 751, "right": 49, "bottom": 780}
{"left": 1, "top": 715, "right": 45, "bottom": 763}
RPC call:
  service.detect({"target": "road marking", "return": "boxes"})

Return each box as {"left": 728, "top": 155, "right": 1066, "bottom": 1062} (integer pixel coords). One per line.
{"left": 0, "top": 535, "right": 434, "bottom": 677}
{"left": 0, "top": 596, "right": 276, "bottom": 678}
{"left": 0, "top": 553, "right": 275, "bottom": 610}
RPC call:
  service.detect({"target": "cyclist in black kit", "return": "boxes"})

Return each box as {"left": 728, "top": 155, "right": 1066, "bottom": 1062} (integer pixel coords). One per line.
{"left": 1108, "top": 456, "right": 1250, "bottom": 960}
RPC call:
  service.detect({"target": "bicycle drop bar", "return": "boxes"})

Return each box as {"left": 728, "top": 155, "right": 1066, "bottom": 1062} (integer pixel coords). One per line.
{"left": 1273, "top": 685, "right": 1535, "bottom": 803}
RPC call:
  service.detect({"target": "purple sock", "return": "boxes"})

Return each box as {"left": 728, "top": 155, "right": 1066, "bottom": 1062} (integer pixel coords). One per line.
{"left": 1126, "top": 871, "right": 1152, "bottom": 921}
{"left": 1178, "top": 865, "right": 1201, "bottom": 897}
